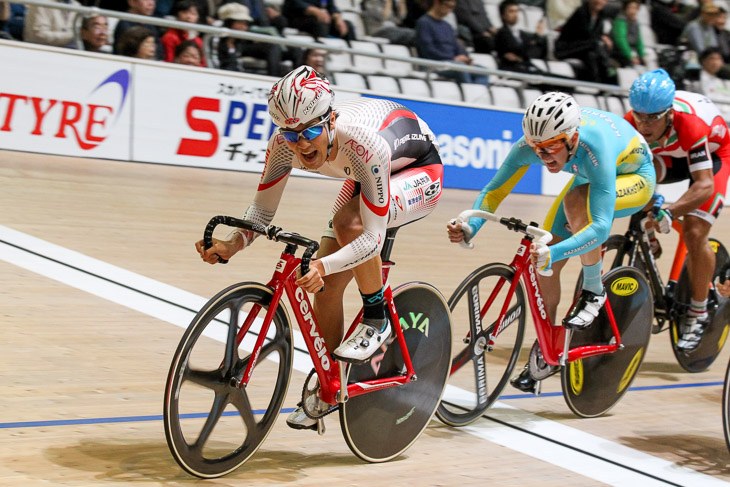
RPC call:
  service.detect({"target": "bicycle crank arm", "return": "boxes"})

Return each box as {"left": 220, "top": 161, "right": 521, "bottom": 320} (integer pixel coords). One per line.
{"left": 336, "top": 360, "right": 350, "bottom": 403}
{"left": 560, "top": 329, "right": 574, "bottom": 367}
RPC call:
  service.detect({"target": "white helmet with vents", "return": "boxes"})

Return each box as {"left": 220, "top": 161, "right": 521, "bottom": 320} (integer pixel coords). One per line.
{"left": 522, "top": 92, "right": 581, "bottom": 144}
{"left": 268, "top": 65, "right": 334, "bottom": 128}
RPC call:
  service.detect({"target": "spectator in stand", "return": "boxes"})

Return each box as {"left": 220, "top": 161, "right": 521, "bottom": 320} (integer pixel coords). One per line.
{"left": 454, "top": 0, "right": 498, "bottom": 54}
{"left": 81, "top": 15, "right": 110, "bottom": 52}
{"left": 495, "top": 0, "right": 547, "bottom": 74}
{"left": 303, "top": 46, "right": 328, "bottom": 76}
{"left": 650, "top": 0, "right": 687, "bottom": 46}
{"left": 682, "top": 3, "right": 721, "bottom": 55}
{"left": 282, "top": 0, "right": 354, "bottom": 41}
{"left": 222, "top": 0, "right": 288, "bottom": 34}
{"left": 361, "top": 0, "right": 415, "bottom": 45}
{"left": 612, "top": 0, "right": 645, "bottom": 67}
{"left": 173, "top": 38, "right": 205, "bottom": 65}
{"left": 23, "top": 0, "right": 79, "bottom": 48}
{"left": 685, "top": 0, "right": 715, "bottom": 23}
{"left": 117, "top": 25, "right": 158, "bottom": 59}
{"left": 114, "top": 0, "right": 164, "bottom": 59}
{"left": 715, "top": 7, "right": 730, "bottom": 63}
{"left": 2, "top": 2, "right": 24, "bottom": 40}
{"left": 161, "top": 0, "right": 206, "bottom": 65}
{"left": 546, "top": 0, "right": 581, "bottom": 30}
{"left": 415, "top": 0, "right": 489, "bottom": 85}
{"left": 699, "top": 47, "right": 730, "bottom": 100}
{"left": 217, "top": 3, "right": 284, "bottom": 76}
{"left": 403, "top": 0, "right": 428, "bottom": 28}
{"left": 555, "top": 0, "right": 617, "bottom": 84}
{"left": 0, "top": 2, "right": 10, "bottom": 39}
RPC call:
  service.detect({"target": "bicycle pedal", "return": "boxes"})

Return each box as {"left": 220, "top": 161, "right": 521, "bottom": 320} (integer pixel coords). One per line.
{"left": 316, "top": 418, "right": 326, "bottom": 436}
{"left": 534, "top": 380, "right": 542, "bottom": 396}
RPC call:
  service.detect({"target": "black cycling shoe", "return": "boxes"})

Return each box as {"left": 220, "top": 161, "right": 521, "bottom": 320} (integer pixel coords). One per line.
{"left": 510, "top": 365, "right": 538, "bottom": 394}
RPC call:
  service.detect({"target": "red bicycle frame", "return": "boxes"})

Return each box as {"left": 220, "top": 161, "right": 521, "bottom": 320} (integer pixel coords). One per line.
{"left": 236, "top": 249, "right": 416, "bottom": 405}
{"left": 459, "top": 209, "right": 624, "bottom": 368}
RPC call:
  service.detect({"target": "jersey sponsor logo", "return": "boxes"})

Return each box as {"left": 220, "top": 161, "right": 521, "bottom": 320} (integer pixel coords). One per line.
{"left": 401, "top": 174, "right": 431, "bottom": 191}
{"left": 294, "top": 287, "right": 331, "bottom": 370}
{"left": 393, "top": 132, "right": 429, "bottom": 151}
{"left": 689, "top": 147, "right": 708, "bottom": 161}
{"left": 344, "top": 138, "right": 374, "bottom": 164}
{"left": 711, "top": 123, "right": 728, "bottom": 139}
{"left": 407, "top": 194, "right": 423, "bottom": 206}
{"left": 616, "top": 178, "right": 646, "bottom": 198}
{"left": 0, "top": 69, "right": 130, "bottom": 151}
{"left": 424, "top": 180, "right": 441, "bottom": 202}
{"left": 395, "top": 195, "right": 404, "bottom": 210}
{"left": 562, "top": 238, "right": 598, "bottom": 257}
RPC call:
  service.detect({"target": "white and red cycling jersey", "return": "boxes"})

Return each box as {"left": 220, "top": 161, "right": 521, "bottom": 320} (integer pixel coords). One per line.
{"left": 625, "top": 90, "right": 730, "bottom": 223}
{"left": 244, "top": 97, "right": 443, "bottom": 275}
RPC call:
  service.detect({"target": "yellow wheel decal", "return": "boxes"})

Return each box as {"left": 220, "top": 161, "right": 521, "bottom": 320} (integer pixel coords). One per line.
{"left": 570, "top": 359, "right": 584, "bottom": 396}
{"left": 617, "top": 348, "right": 644, "bottom": 393}
{"left": 718, "top": 324, "right": 730, "bottom": 352}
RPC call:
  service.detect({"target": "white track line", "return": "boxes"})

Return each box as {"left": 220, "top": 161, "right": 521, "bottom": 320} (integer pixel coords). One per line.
{"left": 1, "top": 224, "right": 727, "bottom": 487}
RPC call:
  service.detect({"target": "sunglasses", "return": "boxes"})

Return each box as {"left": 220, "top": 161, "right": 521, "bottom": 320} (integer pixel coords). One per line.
{"left": 525, "top": 133, "right": 570, "bottom": 155}
{"left": 280, "top": 115, "right": 330, "bottom": 143}
{"left": 633, "top": 109, "right": 670, "bottom": 124}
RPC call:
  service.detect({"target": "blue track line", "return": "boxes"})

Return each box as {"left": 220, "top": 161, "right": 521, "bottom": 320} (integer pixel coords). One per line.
{"left": 1, "top": 381, "right": 723, "bottom": 430}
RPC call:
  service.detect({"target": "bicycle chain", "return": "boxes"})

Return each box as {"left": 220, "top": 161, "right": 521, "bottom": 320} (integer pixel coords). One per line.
{"left": 301, "top": 368, "right": 339, "bottom": 420}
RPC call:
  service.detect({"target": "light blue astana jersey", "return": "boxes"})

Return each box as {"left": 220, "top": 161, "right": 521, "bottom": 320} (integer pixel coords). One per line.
{"left": 469, "top": 107, "right": 656, "bottom": 265}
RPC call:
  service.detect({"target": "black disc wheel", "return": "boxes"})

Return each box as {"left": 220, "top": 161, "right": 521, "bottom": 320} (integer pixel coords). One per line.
{"left": 670, "top": 238, "right": 730, "bottom": 372}
{"left": 436, "top": 263, "right": 526, "bottom": 427}
{"left": 562, "top": 266, "right": 653, "bottom": 418}
{"left": 163, "top": 283, "right": 293, "bottom": 478}
{"left": 340, "top": 282, "right": 452, "bottom": 462}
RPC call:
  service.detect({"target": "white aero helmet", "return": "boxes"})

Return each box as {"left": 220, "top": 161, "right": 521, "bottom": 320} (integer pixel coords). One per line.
{"left": 268, "top": 65, "right": 334, "bottom": 128}
{"left": 522, "top": 92, "right": 581, "bottom": 144}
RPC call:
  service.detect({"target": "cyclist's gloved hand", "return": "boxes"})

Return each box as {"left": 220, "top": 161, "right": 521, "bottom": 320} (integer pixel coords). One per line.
{"left": 654, "top": 208, "right": 673, "bottom": 234}
{"left": 447, "top": 218, "right": 474, "bottom": 247}
{"left": 530, "top": 241, "right": 552, "bottom": 276}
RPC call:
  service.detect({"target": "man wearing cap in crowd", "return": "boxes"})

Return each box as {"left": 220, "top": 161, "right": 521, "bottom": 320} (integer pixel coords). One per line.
{"left": 217, "top": 2, "right": 285, "bottom": 76}
{"left": 683, "top": 3, "right": 722, "bottom": 55}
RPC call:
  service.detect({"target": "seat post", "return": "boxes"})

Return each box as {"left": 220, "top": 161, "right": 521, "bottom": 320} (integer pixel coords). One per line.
{"left": 380, "top": 228, "right": 400, "bottom": 262}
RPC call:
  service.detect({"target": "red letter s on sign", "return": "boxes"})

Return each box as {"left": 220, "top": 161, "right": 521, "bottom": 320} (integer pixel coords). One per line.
{"left": 177, "top": 97, "right": 220, "bottom": 157}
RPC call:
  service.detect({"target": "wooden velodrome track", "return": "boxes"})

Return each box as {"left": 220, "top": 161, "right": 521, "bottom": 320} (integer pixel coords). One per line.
{"left": 2, "top": 148, "right": 730, "bottom": 487}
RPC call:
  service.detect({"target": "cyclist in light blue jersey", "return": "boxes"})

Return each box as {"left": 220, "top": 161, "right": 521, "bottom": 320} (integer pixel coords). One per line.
{"left": 447, "top": 92, "right": 656, "bottom": 393}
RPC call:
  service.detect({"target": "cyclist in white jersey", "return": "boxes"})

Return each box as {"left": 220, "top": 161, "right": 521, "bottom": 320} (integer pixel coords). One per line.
{"left": 195, "top": 66, "right": 444, "bottom": 430}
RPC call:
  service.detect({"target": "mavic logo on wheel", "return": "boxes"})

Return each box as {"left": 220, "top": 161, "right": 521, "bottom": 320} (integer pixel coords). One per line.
{"left": 294, "top": 287, "right": 330, "bottom": 370}
{"left": 610, "top": 277, "right": 638, "bottom": 296}
{"left": 399, "top": 312, "right": 429, "bottom": 337}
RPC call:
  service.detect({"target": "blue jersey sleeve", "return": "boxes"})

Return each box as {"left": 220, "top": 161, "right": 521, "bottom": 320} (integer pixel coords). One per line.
{"left": 468, "top": 139, "right": 536, "bottom": 236}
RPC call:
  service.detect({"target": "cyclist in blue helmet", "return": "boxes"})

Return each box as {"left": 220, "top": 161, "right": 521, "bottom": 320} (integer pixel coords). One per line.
{"left": 626, "top": 68, "right": 730, "bottom": 351}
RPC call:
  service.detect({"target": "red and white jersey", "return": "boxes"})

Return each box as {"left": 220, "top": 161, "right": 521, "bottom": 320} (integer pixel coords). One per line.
{"left": 246, "top": 97, "right": 439, "bottom": 275}
{"left": 626, "top": 90, "right": 730, "bottom": 174}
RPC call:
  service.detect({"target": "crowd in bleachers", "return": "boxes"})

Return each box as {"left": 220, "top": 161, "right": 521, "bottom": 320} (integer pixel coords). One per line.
{"left": 4, "top": 0, "right": 730, "bottom": 113}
